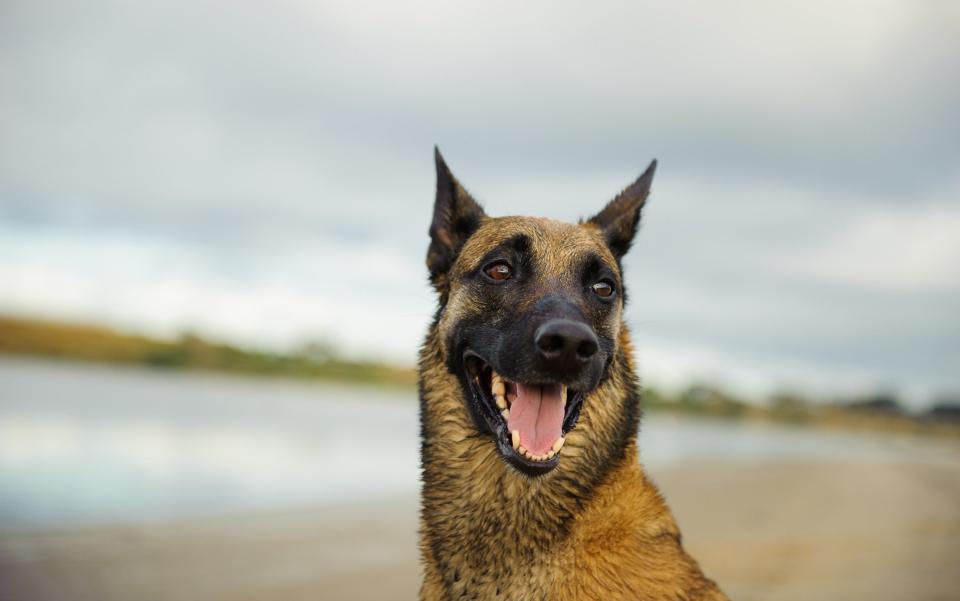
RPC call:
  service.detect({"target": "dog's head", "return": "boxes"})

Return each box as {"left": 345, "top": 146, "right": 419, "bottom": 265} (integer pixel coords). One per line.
{"left": 426, "top": 148, "right": 655, "bottom": 477}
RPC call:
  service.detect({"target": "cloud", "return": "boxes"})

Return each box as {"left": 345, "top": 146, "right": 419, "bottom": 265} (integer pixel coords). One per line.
{"left": 2, "top": 0, "right": 958, "bottom": 231}
{"left": 772, "top": 203, "right": 960, "bottom": 293}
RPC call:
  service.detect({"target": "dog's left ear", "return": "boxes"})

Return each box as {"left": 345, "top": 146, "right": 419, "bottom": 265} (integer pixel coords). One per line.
{"left": 587, "top": 159, "right": 657, "bottom": 259}
{"left": 428, "top": 147, "right": 487, "bottom": 290}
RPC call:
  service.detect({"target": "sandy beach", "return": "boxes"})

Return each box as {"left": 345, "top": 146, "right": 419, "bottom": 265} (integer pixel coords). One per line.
{"left": 2, "top": 459, "right": 959, "bottom": 601}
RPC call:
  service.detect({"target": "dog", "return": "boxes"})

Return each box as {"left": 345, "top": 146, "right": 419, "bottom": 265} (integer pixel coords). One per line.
{"left": 418, "top": 148, "right": 728, "bottom": 601}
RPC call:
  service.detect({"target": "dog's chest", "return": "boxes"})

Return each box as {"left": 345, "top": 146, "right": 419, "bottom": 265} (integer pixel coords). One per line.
{"left": 441, "top": 549, "right": 565, "bottom": 601}
{"left": 424, "top": 451, "right": 581, "bottom": 599}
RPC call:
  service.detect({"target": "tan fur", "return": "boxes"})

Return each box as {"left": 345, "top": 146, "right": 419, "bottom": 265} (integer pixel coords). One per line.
{"left": 420, "top": 216, "right": 727, "bottom": 600}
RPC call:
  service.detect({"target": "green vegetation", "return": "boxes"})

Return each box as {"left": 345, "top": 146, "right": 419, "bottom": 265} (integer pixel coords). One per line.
{"left": 0, "top": 316, "right": 416, "bottom": 388}
{"left": 644, "top": 384, "right": 960, "bottom": 438}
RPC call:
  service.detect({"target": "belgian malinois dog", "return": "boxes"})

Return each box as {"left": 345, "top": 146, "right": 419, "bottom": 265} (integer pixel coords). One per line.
{"left": 419, "top": 148, "right": 728, "bottom": 600}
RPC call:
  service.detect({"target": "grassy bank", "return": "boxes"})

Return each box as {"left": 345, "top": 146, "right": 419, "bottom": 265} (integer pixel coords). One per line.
{"left": 644, "top": 384, "right": 960, "bottom": 438}
{"left": 0, "top": 316, "right": 416, "bottom": 388}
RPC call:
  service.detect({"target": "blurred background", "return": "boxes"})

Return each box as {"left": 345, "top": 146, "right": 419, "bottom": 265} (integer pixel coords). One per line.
{"left": 1, "top": 1, "right": 959, "bottom": 600}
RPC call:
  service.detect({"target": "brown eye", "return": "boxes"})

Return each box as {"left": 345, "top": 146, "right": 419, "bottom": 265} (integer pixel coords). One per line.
{"left": 591, "top": 280, "right": 614, "bottom": 298}
{"left": 483, "top": 261, "right": 512, "bottom": 281}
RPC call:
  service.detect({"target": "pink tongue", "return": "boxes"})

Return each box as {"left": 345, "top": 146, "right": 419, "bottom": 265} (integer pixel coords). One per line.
{"left": 506, "top": 383, "right": 565, "bottom": 456}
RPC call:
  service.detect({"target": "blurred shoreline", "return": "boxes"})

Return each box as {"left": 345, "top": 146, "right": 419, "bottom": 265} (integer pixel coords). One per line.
{"left": 2, "top": 315, "right": 958, "bottom": 438}
{"left": 0, "top": 315, "right": 417, "bottom": 388}
{"left": 2, "top": 459, "right": 958, "bottom": 601}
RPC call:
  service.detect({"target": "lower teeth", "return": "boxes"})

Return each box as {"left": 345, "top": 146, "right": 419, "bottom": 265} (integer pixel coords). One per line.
{"left": 511, "top": 431, "right": 564, "bottom": 462}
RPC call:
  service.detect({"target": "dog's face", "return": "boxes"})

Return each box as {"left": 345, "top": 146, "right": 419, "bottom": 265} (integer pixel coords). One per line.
{"left": 427, "top": 148, "right": 655, "bottom": 477}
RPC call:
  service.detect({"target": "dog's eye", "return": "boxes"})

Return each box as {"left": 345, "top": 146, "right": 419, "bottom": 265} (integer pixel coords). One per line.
{"left": 591, "top": 280, "right": 615, "bottom": 298}
{"left": 483, "top": 261, "right": 513, "bottom": 281}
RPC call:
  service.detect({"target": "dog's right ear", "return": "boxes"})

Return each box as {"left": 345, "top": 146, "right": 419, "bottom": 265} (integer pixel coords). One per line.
{"left": 428, "top": 147, "right": 486, "bottom": 292}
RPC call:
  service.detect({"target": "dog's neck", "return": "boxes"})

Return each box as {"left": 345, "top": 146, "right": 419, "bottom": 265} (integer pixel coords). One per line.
{"left": 418, "top": 324, "right": 644, "bottom": 586}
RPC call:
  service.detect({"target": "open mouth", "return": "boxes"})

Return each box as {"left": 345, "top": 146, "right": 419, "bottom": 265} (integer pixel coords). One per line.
{"left": 464, "top": 352, "right": 585, "bottom": 476}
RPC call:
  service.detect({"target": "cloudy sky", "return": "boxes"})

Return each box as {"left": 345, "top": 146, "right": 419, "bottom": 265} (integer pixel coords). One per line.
{"left": 1, "top": 0, "right": 958, "bottom": 406}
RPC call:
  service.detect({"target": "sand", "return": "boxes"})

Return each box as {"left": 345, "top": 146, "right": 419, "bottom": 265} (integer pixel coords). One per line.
{"left": 2, "top": 460, "right": 959, "bottom": 600}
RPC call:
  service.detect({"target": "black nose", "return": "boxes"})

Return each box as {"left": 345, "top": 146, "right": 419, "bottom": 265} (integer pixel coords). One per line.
{"left": 534, "top": 319, "right": 599, "bottom": 369}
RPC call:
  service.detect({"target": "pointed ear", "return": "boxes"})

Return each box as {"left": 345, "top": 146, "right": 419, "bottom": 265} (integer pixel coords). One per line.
{"left": 587, "top": 159, "right": 657, "bottom": 259}
{"left": 427, "top": 147, "right": 487, "bottom": 289}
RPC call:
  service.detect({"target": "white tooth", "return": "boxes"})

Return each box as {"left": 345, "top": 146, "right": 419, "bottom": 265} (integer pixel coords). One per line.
{"left": 492, "top": 378, "right": 505, "bottom": 397}
{"left": 518, "top": 445, "right": 527, "bottom": 457}
{"left": 511, "top": 430, "right": 521, "bottom": 449}
{"left": 495, "top": 395, "right": 507, "bottom": 409}
{"left": 552, "top": 437, "right": 566, "bottom": 453}
{"left": 561, "top": 385, "right": 567, "bottom": 404}
{"left": 501, "top": 408, "right": 510, "bottom": 420}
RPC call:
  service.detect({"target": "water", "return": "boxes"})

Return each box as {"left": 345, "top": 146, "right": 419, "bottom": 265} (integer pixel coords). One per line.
{"left": 0, "top": 358, "right": 953, "bottom": 531}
